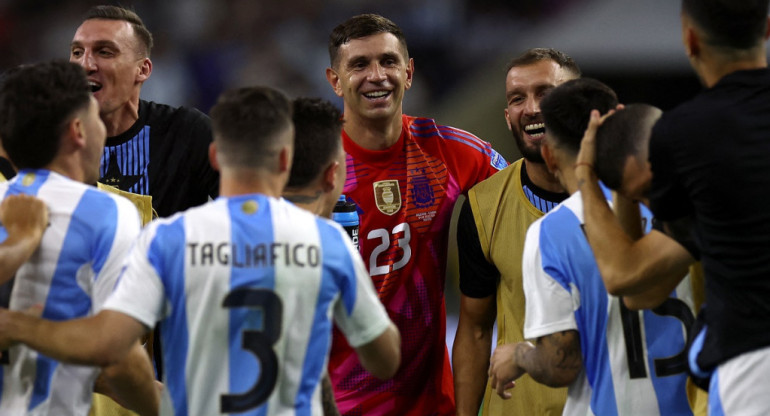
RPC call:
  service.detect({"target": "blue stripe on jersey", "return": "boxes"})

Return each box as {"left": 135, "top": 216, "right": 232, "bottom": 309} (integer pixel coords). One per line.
{"left": 80, "top": 189, "right": 118, "bottom": 277}
{"left": 100, "top": 126, "right": 151, "bottom": 195}
{"left": 409, "top": 129, "right": 491, "bottom": 157}
{"left": 296, "top": 221, "right": 353, "bottom": 413}
{"left": 9, "top": 169, "right": 50, "bottom": 196}
{"left": 31, "top": 186, "right": 105, "bottom": 410}
{"left": 688, "top": 327, "right": 710, "bottom": 378}
{"left": 538, "top": 205, "right": 619, "bottom": 415}
{"left": 709, "top": 370, "right": 725, "bottom": 416}
{"left": 643, "top": 309, "right": 690, "bottom": 415}
{"left": 151, "top": 217, "right": 190, "bottom": 416}
{"left": 226, "top": 195, "right": 275, "bottom": 416}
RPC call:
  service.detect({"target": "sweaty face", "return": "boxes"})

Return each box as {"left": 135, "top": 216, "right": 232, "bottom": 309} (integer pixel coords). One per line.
{"left": 504, "top": 60, "right": 575, "bottom": 163}
{"left": 70, "top": 19, "right": 146, "bottom": 117}
{"left": 328, "top": 32, "right": 413, "bottom": 123}
{"left": 81, "top": 96, "right": 107, "bottom": 184}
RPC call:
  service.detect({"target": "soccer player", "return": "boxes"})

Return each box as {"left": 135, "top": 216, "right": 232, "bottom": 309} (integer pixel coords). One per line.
{"left": 70, "top": 5, "right": 218, "bottom": 221}
{"left": 0, "top": 61, "right": 156, "bottom": 416}
{"left": 453, "top": 48, "right": 578, "bottom": 416}
{"left": 488, "top": 79, "right": 697, "bottom": 415}
{"left": 283, "top": 96, "right": 347, "bottom": 416}
{"left": 575, "top": 1, "right": 770, "bottom": 413}
{"left": 0, "top": 86, "right": 401, "bottom": 416}
{"left": 283, "top": 97, "right": 346, "bottom": 220}
{"left": 324, "top": 14, "right": 507, "bottom": 414}
{"left": 0, "top": 195, "right": 48, "bottom": 284}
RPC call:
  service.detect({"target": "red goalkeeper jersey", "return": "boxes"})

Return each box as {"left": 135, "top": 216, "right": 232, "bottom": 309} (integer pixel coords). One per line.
{"left": 329, "top": 115, "right": 507, "bottom": 415}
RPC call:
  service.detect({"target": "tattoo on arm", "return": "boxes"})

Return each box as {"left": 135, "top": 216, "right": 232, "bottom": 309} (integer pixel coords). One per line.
{"left": 519, "top": 331, "right": 582, "bottom": 387}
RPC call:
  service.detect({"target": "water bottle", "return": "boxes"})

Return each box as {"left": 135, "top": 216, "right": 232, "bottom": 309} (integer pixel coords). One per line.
{"left": 332, "top": 194, "right": 359, "bottom": 251}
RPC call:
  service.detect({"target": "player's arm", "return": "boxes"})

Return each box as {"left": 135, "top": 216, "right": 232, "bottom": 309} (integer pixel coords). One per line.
{"left": 453, "top": 295, "right": 495, "bottom": 415}
{"left": 94, "top": 339, "right": 160, "bottom": 416}
{"left": 488, "top": 331, "right": 582, "bottom": 399}
{"left": 0, "top": 194, "right": 48, "bottom": 284}
{"left": 0, "top": 309, "right": 147, "bottom": 367}
{"left": 353, "top": 322, "right": 400, "bottom": 379}
{"left": 452, "top": 199, "right": 498, "bottom": 416}
{"left": 576, "top": 110, "right": 694, "bottom": 296}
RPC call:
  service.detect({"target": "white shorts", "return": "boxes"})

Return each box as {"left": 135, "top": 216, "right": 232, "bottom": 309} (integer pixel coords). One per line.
{"left": 709, "top": 344, "right": 770, "bottom": 415}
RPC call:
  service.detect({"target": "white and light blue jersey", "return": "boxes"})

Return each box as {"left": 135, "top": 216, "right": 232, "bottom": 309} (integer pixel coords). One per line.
{"left": 0, "top": 169, "right": 141, "bottom": 416}
{"left": 522, "top": 190, "right": 696, "bottom": 416}
{"left": 104, "top": 194, "right": 391, "bottom": 416}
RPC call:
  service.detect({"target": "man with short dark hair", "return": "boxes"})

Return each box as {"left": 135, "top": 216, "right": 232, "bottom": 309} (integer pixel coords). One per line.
{"left": 324, "top": 13, "right": 507, "bottom": 415}
{"left": 576, "top": 1, "right": 770, "bottom": 412}
{"left": 0, "top": 60, "right": 156, "bottom": 416}
{"left": 283, "top": 97, "right": 346, "bottom": 219}
{"left": 453, "top": 48, "right": 578, "bottom": 416}
{"left": 70, "top": 5, "right": 218, "bottom": 222}
{"left": 0, "top": 86, "right": 401, "bottom": 416}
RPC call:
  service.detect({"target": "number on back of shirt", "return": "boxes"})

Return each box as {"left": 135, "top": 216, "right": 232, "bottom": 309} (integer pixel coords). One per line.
{"left": 220, "top": 288, "right": 283, "bottom": 413}
{"left": 619, "top": 297, "right": 694, "bottom": 379}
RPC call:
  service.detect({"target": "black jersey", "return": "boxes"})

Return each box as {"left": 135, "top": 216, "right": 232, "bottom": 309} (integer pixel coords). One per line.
{"left": 99, "top": 100, "right": 219, "bottom": 218}
{"left": 648, "top": 68, "right": 770, "bottom": 369}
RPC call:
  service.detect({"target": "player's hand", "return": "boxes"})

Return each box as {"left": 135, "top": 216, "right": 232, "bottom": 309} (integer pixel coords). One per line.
{"left": 575, "top": 105, "right": 623, "bottom": 174}
{"left": 488, "top": 342, "right": 530, "bottom": 400}
{"left": 0, "top": 194, "right": 48, "bottom": 244}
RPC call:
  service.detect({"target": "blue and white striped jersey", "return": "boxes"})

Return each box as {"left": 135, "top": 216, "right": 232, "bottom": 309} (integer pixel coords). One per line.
{"left": 104, "top": 194, "right": 392, "bottom": 416}
{"left": 522, "top": 190, "right": 696, "bottom": 416}
{"left": 0, "top": 169, "right": 141, "bottom": 416}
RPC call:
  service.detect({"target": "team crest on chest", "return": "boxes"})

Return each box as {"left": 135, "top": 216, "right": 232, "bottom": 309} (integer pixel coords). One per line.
{"left": 373, "top": 180, "right": 401, "bottom": 215}
{"left": 411, "top": 171, "right": 435, "bottom": 208}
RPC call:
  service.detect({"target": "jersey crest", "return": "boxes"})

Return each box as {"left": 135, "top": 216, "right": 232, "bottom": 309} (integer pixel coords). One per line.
{"left": 373, "top": 180, "right": 401, "bottom": 215}
{"left": 410, "top": 170, "right": 435, "bottom": 209}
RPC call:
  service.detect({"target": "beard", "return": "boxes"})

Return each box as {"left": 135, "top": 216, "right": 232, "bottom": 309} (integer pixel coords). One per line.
{"left": 511, "top": 127, "right": 544, "bottom": 163}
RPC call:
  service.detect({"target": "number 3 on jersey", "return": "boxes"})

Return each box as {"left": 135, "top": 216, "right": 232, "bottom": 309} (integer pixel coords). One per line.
{"left": 221, "top": 288, "right": 283, "bottom": 413}
{"left": 367, "top": 222, "right": 412, "bottom": 276}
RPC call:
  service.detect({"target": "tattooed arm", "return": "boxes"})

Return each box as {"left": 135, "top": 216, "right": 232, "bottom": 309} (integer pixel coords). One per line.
{"left": 488, "top": 330, "right": 582, "bottom": 399}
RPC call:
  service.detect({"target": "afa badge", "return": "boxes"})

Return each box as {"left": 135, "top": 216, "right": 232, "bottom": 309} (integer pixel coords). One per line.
{"left": 373, "top": 180, "right": 401, "bottom": 215}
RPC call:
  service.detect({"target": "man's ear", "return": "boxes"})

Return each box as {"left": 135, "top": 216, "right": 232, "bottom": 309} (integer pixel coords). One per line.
{"left": 278, "top": 145, "right": 292, "bottom": 173}
{"left": 321, "top": 160, "right": 340, "bottom": 192}
{"left": 541, "top": 141, "right": 558, "bottom": 175}
{"left": 208, "top": 142, "right": 220, "bottom": 172}
{"left": 504, "top": 108, "right": 513, "bottom": 132}
{"left": 404, "top": 57, "right": 414, "bottom": 90}
{"left": 684, "top": 26, "right": 700, "bottom": 58}
{"left": 67, "top": 117, "right": 87, "bottom": 151}
{"left": 326, "top": 67, "right": 343, "bottom": 97}
{"left": 136, "top": 58, "right": 152, "bottom": 83}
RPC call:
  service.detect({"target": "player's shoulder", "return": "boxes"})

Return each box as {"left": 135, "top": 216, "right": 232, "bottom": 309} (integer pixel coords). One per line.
{"left": 469, "top": 158, "right": 521, "bottom": 195}
{"left": 142, "top": 100, "right": 211, "bottom": 136}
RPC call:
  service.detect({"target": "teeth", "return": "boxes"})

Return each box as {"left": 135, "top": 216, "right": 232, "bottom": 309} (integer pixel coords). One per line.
{"left": 364, "top": 91, "right": 389, "bottom": 98}
{"left": 524, "top": 123, "right": 545, "bottom": 131}
{"left": 88, "top": 81, "right": 102, "bottom": 93}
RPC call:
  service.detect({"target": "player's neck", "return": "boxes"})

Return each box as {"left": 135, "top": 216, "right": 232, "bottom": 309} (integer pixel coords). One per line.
{"left": 699, "top": 50, "right": 767, "bottom": 88}
{"left": 101, "top": 98, "right": 140, "bottom": 138}
{"left": 558, "top": 160, "right": 581, "bottom": 195}
{"left": 219, "top": 169, "right": 286, "bottom": 199}
{"left": 523, "top": 159, "right": 564, "bottom": 193}
{"left": 283, "top": 188, "right": 328, "bottom": 217}
{"left": 343, "top": 110, "right": 403, "bottom": 150}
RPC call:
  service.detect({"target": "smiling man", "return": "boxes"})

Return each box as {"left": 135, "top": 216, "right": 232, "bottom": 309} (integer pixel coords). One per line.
{"left": 324, "top": 14, "right": 507, "bottom": 416}
{"left": 70, "top": 5, "right": 218, "bottom": 220}
{"left": 453, "top": 49, "right": 578, "bottom": 416}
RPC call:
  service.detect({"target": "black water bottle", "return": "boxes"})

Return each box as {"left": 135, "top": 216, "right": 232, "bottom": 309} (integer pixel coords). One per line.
{"left": 332, "top": 195, "right": 359, "bottom": 251}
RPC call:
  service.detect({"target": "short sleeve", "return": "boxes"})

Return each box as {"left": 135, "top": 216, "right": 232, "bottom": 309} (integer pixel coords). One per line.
{"left": 457, "top": 199, "right": 499, "bottom": 298}
{"left": 331, "top": 226, "right": 392, "bottom": 348}
{"left": 90, "top": 195, "right": 141, "bottom": 311}
{"left": 101, "top": 222, "right": 167, "bottom": 329}
{"left": 521, "top": 220, "right": 577, "bottom": 340}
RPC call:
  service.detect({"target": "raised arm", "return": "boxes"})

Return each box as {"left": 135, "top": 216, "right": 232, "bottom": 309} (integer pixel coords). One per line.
{"left": 576, "top": 110, "right": 694, "bottom": 296}
{"left": 0, "top": 195, "right": 48, "bottom": 284}
{"left": 488, "top": 331, "right": 582, "bottom": 399}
